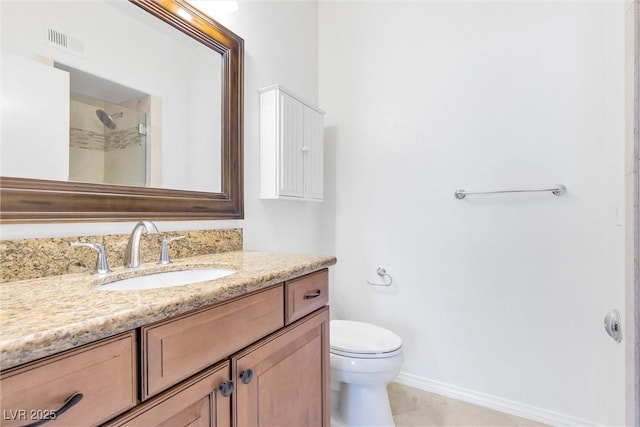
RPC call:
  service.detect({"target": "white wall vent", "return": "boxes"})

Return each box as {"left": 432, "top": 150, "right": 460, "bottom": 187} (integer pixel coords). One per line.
{"left": 46, "top": 27, "right": 85, "bottom": 57}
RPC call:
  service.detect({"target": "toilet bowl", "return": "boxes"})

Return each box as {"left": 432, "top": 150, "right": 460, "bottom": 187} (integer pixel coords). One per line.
{"left": 330, "top": 320, "right": 403, "bottom": 427}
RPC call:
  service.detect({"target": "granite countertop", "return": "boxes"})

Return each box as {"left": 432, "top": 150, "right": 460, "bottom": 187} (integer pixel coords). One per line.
{"left": 0, "top": 250, "right": 336, "bottom": 371}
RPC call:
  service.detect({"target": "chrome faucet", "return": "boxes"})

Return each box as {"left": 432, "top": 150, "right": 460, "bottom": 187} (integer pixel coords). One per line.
{"left": 125, "top": 220, "right": 158, "bottom": 268}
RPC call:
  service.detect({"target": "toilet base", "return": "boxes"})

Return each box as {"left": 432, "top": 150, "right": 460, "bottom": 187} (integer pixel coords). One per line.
{"left": 332, "top": 382, "right": 395, "bottom": 427}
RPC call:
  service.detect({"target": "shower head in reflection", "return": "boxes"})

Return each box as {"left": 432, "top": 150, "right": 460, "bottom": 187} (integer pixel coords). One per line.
{"left": 96, "top": 109, "right": 123, "bottom": 129}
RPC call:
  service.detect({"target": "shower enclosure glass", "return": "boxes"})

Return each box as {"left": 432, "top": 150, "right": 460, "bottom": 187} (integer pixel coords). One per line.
{"left": 69, "top": 94, "right": 148, "bottom": 187}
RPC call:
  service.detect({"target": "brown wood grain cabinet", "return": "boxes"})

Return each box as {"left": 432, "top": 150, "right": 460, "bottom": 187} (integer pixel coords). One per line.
{"left": 285, "top": 268, "right": 329, "bottom": 324}
{"left": 105, "top": 361, "right": 232, "bottom": 427}
{"left": 0, "top": 332, "right": 137, "bottom": 427}
{"left": 0, "top": 268, "right": 330, "bottom": 427}
{"left": 141, "top": 286, "right": 285, "bottom": 399}
{"left": 233, "top": 306, "right": 330, "bottom": 427}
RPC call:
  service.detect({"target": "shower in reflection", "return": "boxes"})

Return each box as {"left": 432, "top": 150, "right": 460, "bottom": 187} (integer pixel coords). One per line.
{"left": 68, "top": 95, "right": 148, "bottom": 187}
{"left": 96, "top": 109, "right": 123, "bottom": 129}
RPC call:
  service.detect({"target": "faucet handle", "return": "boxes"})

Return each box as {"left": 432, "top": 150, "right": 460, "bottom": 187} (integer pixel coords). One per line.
{"left": 71, "top": 242, "right": 112, "bottom": 275}
{"left": 157, "top": 236, "right": 185, "bottom": 265}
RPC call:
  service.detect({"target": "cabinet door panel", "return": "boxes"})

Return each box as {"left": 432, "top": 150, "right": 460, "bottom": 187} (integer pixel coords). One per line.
{"left": 105, "top": 361, "right": 231, "bottom": 427}
{"left": 303, "top": 105, "right": 324, "bottom": 200}
{"left": 234, "top": 306, "right": 330, "bottom": 427}
{"left": 278, "top": 92, "right": 304, "bottom": 197}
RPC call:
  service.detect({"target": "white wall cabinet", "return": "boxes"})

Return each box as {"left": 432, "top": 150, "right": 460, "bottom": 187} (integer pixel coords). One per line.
{"left": 260, "top": 85, "right": 325, "bottom": 201}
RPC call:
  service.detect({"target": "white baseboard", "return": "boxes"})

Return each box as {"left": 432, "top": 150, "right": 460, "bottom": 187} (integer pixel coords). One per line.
{"left": 394, "top": 372, "right": 599, "bottom": 427}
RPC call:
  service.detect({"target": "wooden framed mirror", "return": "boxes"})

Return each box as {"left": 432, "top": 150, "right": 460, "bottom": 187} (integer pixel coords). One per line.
{"left": 0, "top": 0, "right": 243, "bottom": 223}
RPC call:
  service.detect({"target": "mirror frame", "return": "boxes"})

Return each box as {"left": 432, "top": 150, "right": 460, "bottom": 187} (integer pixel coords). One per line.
{"left": 0, "top": 0, "right": 243, "bottom": 223}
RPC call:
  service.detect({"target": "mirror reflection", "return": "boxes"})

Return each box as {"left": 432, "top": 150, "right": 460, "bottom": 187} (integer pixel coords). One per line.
{"left": 69, "top": 87, "right": 148, "bottom": 187}
{"left": 1, "top": 0, "right": 222, "bottom": 193}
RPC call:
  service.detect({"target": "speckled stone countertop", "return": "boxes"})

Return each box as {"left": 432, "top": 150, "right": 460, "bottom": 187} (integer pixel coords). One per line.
{"left": 0, "top": 250, "right": 336, "bottom": 371}
{"left": 1, "top": 228, "right": 243, "bottom": 282}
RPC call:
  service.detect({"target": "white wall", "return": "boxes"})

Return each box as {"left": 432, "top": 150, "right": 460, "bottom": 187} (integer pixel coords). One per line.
{"left": 320, "top": 1, "right": 626, "bottom": 425}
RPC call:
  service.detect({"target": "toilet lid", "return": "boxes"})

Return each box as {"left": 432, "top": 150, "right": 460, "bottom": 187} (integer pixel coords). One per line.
{"left": 330, "top": 320, "right": 402, "bottom": 355}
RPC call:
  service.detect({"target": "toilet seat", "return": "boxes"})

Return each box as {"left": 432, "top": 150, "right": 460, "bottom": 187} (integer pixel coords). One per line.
{"left": 330, "top": 320, "right": 402, "bottom": 358}
{"left": 330, "top": 346, "right": 402, "bottom": 359}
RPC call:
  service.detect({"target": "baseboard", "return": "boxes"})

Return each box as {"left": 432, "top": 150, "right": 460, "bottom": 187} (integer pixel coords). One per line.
{"left": 394, "top": 372, "right": 599, "bottom": 427}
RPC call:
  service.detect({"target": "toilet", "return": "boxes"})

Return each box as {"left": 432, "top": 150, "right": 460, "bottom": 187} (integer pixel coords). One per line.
{"left": 330, "top": 320, "right": 403, "bottom": 427}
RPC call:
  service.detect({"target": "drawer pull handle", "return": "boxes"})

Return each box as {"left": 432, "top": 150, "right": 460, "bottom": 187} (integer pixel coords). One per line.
{"left": 219, "top": 380, "right": 234, "bottom": 397}
{"left": 24, "top": 392, "right": 83, "bottom": 427}
{"left": 239, "top": 369, "right": 254, "bottom": 384}
{"left": 303, "top": 290, "right": 322, "bottom": 300}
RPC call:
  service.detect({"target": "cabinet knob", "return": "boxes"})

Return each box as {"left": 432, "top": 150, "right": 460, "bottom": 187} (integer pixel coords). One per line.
{"left": 219, "top": 380, "right": 234, "bottom": 397}
{"left": 239, "top": 369, "right": 254, "bottom": 384}
{"left": 301, "top": 146, "right": 310, "bottom": 153}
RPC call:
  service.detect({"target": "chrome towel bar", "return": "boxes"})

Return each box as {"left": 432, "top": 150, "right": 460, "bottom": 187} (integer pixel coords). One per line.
{"left": 454, "top": 184, "right": 566, "bottom": 200}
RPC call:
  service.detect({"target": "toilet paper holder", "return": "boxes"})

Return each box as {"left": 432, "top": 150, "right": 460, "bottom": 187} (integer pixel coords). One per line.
{"left": 367, "top": 267, "right": 393, "bottom": 287}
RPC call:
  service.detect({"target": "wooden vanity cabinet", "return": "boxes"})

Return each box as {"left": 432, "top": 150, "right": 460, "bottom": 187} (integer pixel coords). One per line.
{"left": 131, "top": 268, "right": 330, "bottom": 427}
{"left": 1, "top": 268, "right": 330, "bottom": 427}
{"left": 140, "top": 286, "right": 284, "bottom": 399}
{"left": 0, "top": 332, "right": 136, "bottom": 427}
{"left": 285, "top": 268, "right": 328, "bottom": 324}
{"left": 104, "top": 361, "right": 231, "bottom": 427}
{"left": 113, "top": 304, "right": 330, "bottom": 427}
{"left": 232, "top": 306, "right": 330, "bottom": 427}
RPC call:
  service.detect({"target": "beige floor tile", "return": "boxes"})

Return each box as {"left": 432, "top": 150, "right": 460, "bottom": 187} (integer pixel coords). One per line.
{"left": 387, "top": 383, "right": 546, "bottom": 427}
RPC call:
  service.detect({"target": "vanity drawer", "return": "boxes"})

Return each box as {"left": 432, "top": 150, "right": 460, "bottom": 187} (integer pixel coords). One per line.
{"left": 142, "top": 285, "right": 284, "bottom": 399}
{"left": 285, "top": 269, "right": 329, "bottom": 324}
{"left": 0, "top": 331, "right": 136, "bottom": 427}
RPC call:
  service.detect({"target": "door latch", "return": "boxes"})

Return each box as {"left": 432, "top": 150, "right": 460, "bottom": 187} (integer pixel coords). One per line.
{"left": 604, "top": 309, "right": 622, "bottom": 343}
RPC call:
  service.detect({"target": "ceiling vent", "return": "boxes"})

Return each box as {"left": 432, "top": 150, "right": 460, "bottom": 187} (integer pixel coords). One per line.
{"left": 46, "top": 27, "right": 85, "bottom": 57}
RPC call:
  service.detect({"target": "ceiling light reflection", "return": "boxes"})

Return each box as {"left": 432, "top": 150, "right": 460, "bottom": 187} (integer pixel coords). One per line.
{"left": 186, "top": 1, "right": 239, "bottom": 20}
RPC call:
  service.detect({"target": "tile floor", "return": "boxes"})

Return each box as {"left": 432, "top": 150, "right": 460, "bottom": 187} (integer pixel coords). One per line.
{"left": 387, "top": 383, "right": 546, "bottom": 427}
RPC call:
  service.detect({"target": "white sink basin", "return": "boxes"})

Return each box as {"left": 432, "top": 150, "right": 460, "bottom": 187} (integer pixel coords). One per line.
{"left": 96, "top": 268, "right": 236, "bottom": 291}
